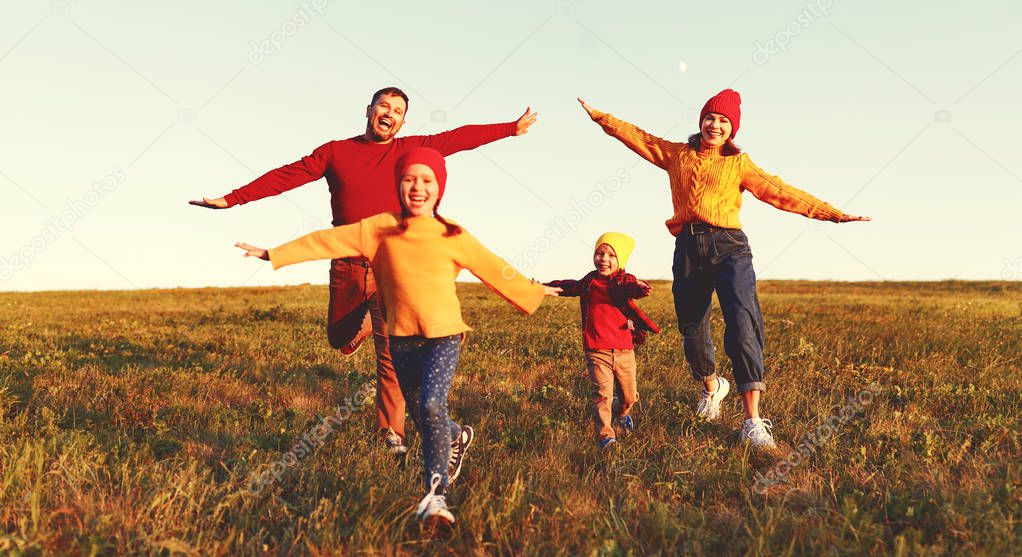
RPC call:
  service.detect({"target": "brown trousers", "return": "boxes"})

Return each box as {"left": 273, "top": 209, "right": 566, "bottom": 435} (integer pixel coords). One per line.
{"left": 327, "top": 258, "right": 405, "bottom": 438}
{"left": 585, "top": 349, "right": 637, "bottom": 441}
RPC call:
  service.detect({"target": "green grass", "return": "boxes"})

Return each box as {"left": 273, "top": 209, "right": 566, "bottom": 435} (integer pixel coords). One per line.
{"left": 1, "top": 281, "right": 1020, "bottom": 555}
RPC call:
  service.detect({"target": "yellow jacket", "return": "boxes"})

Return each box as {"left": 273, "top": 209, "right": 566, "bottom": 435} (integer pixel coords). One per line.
{"left": 270, "top": 213, "right": 545, "bottom": 338}
{"left": 589, "top": 108, "right": 849, "bottom": 234}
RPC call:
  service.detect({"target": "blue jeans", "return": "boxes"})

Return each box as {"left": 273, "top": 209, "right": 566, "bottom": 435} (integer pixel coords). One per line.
{"left": 389, "top": 334, "right": 463, "bottom": 492}
{"left": 672, "top": 226, "right": 766, "bottom": 393}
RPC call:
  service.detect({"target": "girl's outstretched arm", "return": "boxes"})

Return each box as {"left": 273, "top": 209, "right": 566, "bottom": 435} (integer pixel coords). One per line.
{"left": 258, "top": 216, "right": 380, "bottom": 270}
{"left": 235, "top": 242, "right": 269, "bottom": 260}
{"left": 578, "top": 97, "right": 681, "bottom": 170}
{"left": 459, "top": 232, "right": 547, "bottom": 314}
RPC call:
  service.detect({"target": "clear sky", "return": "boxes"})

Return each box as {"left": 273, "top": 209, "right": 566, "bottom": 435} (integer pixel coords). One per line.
{"left": 2, "top": 0, "right": 1020, "bottom": 291}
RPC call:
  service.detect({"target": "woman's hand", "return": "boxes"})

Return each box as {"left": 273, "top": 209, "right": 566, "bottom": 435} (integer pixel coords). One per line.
{"left": 235, "top": 242, "right": 269, "bottom": 261}
{"left": 636, "top": 280, "right": 652, "bottom": 295}
{"left": 577, "top": 97, "right": 596, "bottom": 118}
{"left": 543, "top": 285, "right": 563, "bottom": 296}
{"left": 189, "top": 196, "right": 229, "bottom": 209}
{"left": 837, "top": 214, "right": 872, "bottom": 223}
{"left": 514, "top": 107, "right": 538, "bottom": 135}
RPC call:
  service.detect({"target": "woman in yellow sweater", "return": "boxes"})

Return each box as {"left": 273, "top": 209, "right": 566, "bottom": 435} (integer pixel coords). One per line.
{"left": 235, "top": 147, "right": 560, "bottom": 527}
{"left": 579, "top": 90, "right": 869, "bottom": 449}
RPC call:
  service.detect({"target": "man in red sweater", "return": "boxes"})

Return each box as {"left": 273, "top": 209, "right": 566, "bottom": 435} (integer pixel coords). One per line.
{"left": 190, "top": 86, "right": 538, "bottom": 455}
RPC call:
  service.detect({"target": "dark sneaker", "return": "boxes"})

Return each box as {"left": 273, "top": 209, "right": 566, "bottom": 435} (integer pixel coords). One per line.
{"left": 447, "top": 426, "right": 474, "bottom": 485}
{"left": 339, "top": 333, "right": 369, "bottom": 356}
{"left": 617, "top": 415, "right": 635, "bottom": 434}
{"left": 599, "top": 437, "right": 617, "bottom": 450}
{"left": 381, "top": 429, "right": 407, "bottom": 455}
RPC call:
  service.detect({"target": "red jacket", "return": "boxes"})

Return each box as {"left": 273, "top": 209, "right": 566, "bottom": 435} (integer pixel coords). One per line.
{"left": 546, "top": 270, "right": 660, "bottom": 348}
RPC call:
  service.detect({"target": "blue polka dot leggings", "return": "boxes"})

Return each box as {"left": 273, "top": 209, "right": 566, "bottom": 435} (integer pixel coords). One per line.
{"left": 389, "top": 334, "right": 463, "bottom": 493}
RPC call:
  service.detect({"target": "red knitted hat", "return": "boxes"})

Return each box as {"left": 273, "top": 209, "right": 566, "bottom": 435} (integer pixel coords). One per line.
{"left": 699, "top": 89, "right": 742, "bottom": 139}
{"left": 395, "top": 147, "right": 448, "bottom": 202}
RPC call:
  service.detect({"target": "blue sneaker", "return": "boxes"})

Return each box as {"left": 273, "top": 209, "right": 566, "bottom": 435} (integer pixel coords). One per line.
{"left": 599, "top": 437, "right": 617, "bottom": 450}
{"left": 617, "top": 415, "right": 635, "bottom": 434}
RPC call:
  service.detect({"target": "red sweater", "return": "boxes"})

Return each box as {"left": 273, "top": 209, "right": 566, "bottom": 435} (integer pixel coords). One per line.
{"left": 546, "top": 270, "right": 660, "bottom": 352}
{"left": 584, "top": 276, "right": 634, "bottom": 350}
{"left": 223, "top": 122, "right": 517, "bottom": 226}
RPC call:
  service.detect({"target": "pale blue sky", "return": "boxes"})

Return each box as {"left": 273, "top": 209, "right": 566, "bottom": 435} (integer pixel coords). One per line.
{"left": 1, "top": 0, "right": 1020, "bottom": 291}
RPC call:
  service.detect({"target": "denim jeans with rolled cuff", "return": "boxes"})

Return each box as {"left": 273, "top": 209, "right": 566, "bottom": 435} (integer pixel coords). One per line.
{"left": 672, "top": 225, "right": 766, "bottom": 393}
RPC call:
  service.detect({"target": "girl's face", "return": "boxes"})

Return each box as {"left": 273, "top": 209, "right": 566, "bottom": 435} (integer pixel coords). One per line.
{"left": 593, "top": 244, "right": 619, "bottom": 276}
{"left": 700, "top": 112, "right": 732, "bottom": 147}
{"left": 399, "top": 163, "right": 440, "bottom": 217}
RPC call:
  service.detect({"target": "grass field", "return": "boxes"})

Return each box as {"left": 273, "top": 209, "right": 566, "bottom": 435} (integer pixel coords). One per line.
{"left": 1, "top": 280, "right": 1020, "bottom": 555}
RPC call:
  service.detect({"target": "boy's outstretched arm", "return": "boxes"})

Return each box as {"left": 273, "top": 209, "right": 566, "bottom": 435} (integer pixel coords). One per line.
{"left": 544, "top": 279, "right": 584, "bottom": 297}
{"left": 618, "top": 274, "right": 652, "bottom": 299}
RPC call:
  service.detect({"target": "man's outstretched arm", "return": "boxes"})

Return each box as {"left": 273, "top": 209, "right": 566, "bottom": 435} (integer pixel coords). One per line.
{"left": 410, "top": 107, "right": 537, "bottom": 156}
{"left": 189, "top": 141, "right": 334, "bottom": 209}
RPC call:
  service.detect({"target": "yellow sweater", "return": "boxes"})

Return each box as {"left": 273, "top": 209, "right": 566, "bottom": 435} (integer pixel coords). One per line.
{"left": 590, "top": 109, "right": 848, "bottom": 234}
{"left": 269, "top": 213, "right": 545, "bottom": 338}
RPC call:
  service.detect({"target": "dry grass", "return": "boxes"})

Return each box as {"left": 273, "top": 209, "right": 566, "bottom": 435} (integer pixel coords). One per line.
{"left": 1, "top": 281, "right": 1020, "bottom": 555}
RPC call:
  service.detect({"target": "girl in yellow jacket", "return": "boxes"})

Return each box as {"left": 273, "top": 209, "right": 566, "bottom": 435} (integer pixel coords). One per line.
{"left": 235, "top": 147, "right": 560, "bottom": 528}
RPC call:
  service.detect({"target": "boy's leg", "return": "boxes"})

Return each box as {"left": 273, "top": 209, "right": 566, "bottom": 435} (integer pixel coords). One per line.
{"left": 585, "top": 350, "right": 616, "bottom": 442}
{"left": 418, "top": 335, "right": 462, "bottom": 492}
{"left": 614, "top": 349, "right": 638, "bottom": 417}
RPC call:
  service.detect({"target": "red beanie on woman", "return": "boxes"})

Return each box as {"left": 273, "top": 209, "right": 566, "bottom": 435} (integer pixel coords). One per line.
{"left": 699, "top": 89, "right": 742, "bottom": 139}
{"left": 395, "top": 147, "right": 448, "bottom": 201}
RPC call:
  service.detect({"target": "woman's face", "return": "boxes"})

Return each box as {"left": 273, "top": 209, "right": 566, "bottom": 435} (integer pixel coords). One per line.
{"left": 700, "top": 112, "right": 732, "bottom": 147}
{"left": 399, "top": 163, "right": 440, "bottom": 217}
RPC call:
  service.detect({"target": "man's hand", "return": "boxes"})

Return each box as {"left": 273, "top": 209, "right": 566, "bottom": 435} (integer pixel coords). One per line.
{"left": 837, "top": 214, "right": 871, "bottom": 223}
{"left": 577, "top": 97, "right": 596, "bottom": 118}
{"left": 235, "top": 242, "right": 269, "bottom": 261}
{"left": 189, "top": 197, "right": 229, "bottom": 209}
{"left": 636, "top": 280, "right": 652, "bottom": 296}
{"left": 514, "top": 107, "right": 538, "bottom": 136}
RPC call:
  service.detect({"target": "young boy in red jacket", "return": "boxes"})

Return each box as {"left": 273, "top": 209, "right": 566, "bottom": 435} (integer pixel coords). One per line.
{"left": 546, "top": 233, "right": 660, "bottom": 449}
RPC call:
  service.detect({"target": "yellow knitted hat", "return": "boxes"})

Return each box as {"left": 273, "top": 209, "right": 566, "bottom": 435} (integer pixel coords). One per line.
{"left": 594, "top": 232, "right": 636, "bottom": 268}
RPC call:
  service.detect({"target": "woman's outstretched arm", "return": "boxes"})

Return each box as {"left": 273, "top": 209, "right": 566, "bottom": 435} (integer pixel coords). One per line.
{"left": 741, "top": 156, "right": 871, "bottom": 223}
{"left": 578, "top": 98, "right": 681, "bottom": 170}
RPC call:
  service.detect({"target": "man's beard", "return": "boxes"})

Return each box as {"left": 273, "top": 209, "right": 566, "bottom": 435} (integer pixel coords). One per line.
{"left": 366, "top": 118, "right": 397, "bottom": 142}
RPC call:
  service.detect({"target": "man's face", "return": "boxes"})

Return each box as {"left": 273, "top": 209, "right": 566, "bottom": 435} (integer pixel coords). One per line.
{"left": 364, "top": 94, "right": 407, "bottom": 142}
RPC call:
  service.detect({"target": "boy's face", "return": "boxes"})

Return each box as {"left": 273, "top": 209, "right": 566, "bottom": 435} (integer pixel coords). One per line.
{"left": 593, "top": 243, "right": 619, "bottom": 276}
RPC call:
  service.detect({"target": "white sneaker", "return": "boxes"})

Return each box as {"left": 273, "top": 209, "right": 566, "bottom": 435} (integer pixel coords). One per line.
{"left": 696, "top": 377, "right": 730, "bottom": 421}
{"left": 415, "top": 474, "right": 455, "bottom": 525}
{"left": 741, "top": 418, "right": 777, "bottom": 449}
